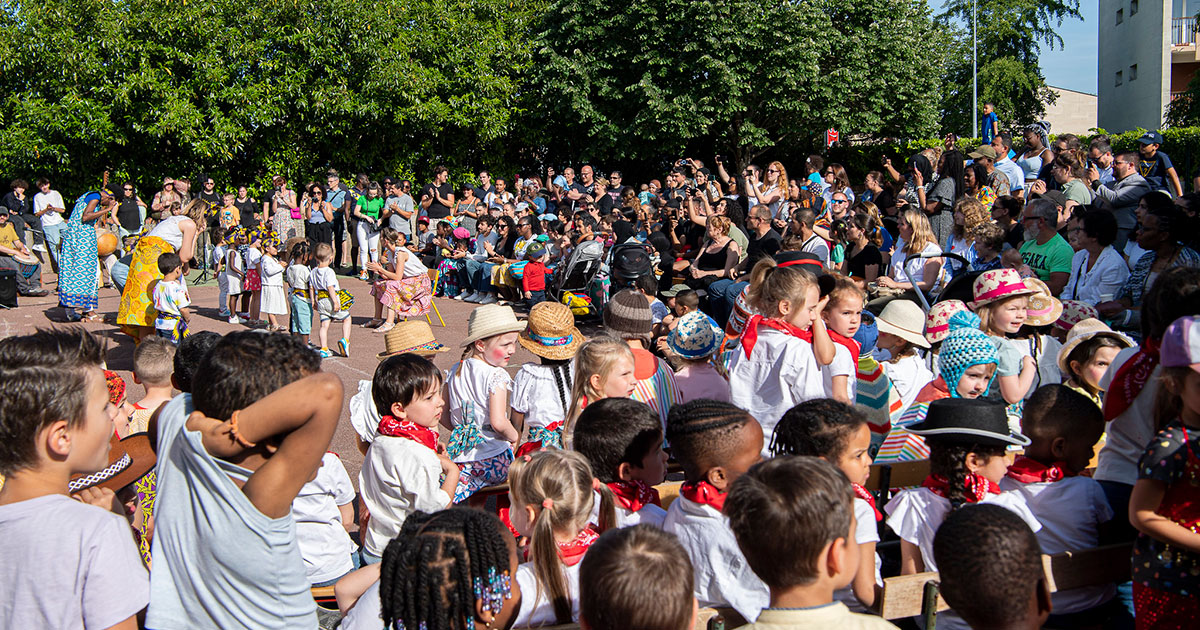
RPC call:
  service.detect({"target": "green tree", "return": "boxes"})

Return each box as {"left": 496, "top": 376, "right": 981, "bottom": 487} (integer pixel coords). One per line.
{"left": 936, "top": 0, "right": 1082, "bottom": 135}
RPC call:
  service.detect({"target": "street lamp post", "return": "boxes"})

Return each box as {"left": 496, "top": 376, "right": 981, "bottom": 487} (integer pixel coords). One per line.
{"left": 973, "top": 0, "right": 978, "bottom": 140}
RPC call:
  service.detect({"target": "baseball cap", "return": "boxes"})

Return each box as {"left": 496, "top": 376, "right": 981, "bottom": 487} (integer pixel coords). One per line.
{"left": 1160, "top": 315, "right": 1200, "bottom": 372}
{"left": 1138, "top": 131, "right": 1164, "bottom": 145}
{"left": 1037, "top": 189, "right": 1068, "bottom": 208}
{"left": 661, "top": 284, "right": 691, "bottom": 298}
{"left": 967, "top": 146, "right": 998, "bottom": 160}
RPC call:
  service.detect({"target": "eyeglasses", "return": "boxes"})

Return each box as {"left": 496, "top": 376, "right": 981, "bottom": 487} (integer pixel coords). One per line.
{"left": 768, "top": 169, "right": 779, "bottom": 173}
{"left": 832, "top": 199, "right": 849, "bottom": 204}
{"left": 1022, "top": 215, "right": 1042, "bottom": 224}
{"left": 123, "top": 187, "right": 133, "bottom": 191}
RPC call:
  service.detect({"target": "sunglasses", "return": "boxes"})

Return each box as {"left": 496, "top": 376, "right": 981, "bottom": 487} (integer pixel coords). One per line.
{"left": 832, "top": 199, "right": 849, "bottom": 204}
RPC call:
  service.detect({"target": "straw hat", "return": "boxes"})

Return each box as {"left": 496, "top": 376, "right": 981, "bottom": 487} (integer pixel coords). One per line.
{"left": 925, "top": 299, "right": 969, "bottom": 345}
{"left": 1055, "top": 300, "right": 1099, "bottom": 332}
{"left": 875, "top": 300, "right": 931, "bottom": 349}
{"left": 1022, "top": 278, "right": 1063, "bottom": 327}
{"left": 377, "top": 321, "right": 449, "bottom": 359}
{"left": 519, "top": 302, "right": 584, "bottom": 360}
{"left": 971, "top": 268, "right": 1037, "bottom": 309}
{"left": 68, "top": 433, "right": 156, "bottom": 494}
{"left": 667, "top": 311, "right": 723, "bottom": 359}
{"left": 1056, "top": 318, "right": 1132, "bottom": 374}
{"left": 462, "top": 304, "right": 527, "bottom": 347}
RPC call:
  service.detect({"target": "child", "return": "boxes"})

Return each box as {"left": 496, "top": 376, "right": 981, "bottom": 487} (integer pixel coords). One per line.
{"left": 359, "top": 353, "right": 459, "bottom": 564}
{"left": 1013, "top": 277, "right": 1065, "bottom": 399}
{"left": 852, "top": 310, "right": 904, "bottom": 448}
{"left": 508, "top": 449, "right": 615, "bottom": 627}
{"left": 153, "top": 251, "right": 191, "bottom": 345}
{"left": 292, "top": 451, "right": 358, "bottom": 586}
{"left": 243, "top": 231, "right": 264, "bottom": 324}
{"left": 258, "top": 237, "right": 287, "bottom": 332}
{"left": 170, "top": 331, "right": 221, "bottom": 395}
{"left": 286, "top": 240, "right": 313, "bottom": 345}
{"left": 211, "top": 227, "right": 230, "bottom": 318}
{"left": 564, "top": 336, "right": 638, "bottom": 442}
{"left": 1056, "top": 317, "right": 1132, "bottom": 409}
{"left": 218, "top": 191, "right": 240, "bottom": 229}
{"left": 921, "top": 299, "right": 969, "bottom": 376}
{"left": 444, "top": 304, "right": 526, "bottom": 503}
{"left": 522, "top": 241, "right": 550, "bottom": 310}
{"left": 579, "top": 524, "right": 697, "bottom": 630}
{"left": 512, "top": 301, "right": 582, "bottom": 451}
{"left": 573, "top": 398, "right": 670, "bottom": 528}
{"left": 662, "top": 399, "right": 769, "bottom": 621}
{"left": 366, "top": 228, "right": 432, "bottom": 334}
{"left": 875, "top": 300, "right": 934, "bottom": 413}
{"left": 969, "top": 222, "right": 1005, "bottom": 273}
{"left": 972, "top": 268, "right": 1038, "bottom": 404}
{"left": 1129, "top": 315, "right": 1200, "bottom": 627}
{"left": 667, "top": 310, "right": 731, "bottom": 403}
{"left": 821, "top": 276, "right": 864, "bottom": 404}
{"left": 603, "top": 289, "right": 683, "bottom": 430}
{"left": 933, "top": 505, "right": 1052, "bottom": 630}
{"left": 223, "top": 227, "right": 246, "bottom": 324}
{"left": 728, "top": 258, "right": 828, "bottom": 453}
{"left": 1051, "top": 299, "right": 1099, "bottom": 343}
{"left": 129, "top": 336, "right": 177, "bottom": 434}
{"left": 726, "top": 456, "right": 899, "bottom": 630}
{"left": 770, "top": 400, "right": 881, "bottom": 613}
{"left": 1001, "top": 385, "right": 1118, "bottom": 622}
{"left": 335, "top": 508, "right": 520, "bottom": 630}
{"left": 348, "top": 321, "right": 448, "bottom": 453}
{"left": 1001, "top": 247, "right": 1036, "bottom": 279}
{"left": 0, "top": 329, "right": 149, "bottom": 630}
{"left": 147, "top": 332, "right": 342, "bottom": 629}
{"left": 635, "top": 273, "right": 670, "bottom": 323}
{"left": 1136, "top": 131, "right": 1182, "bottom": 196}
{"left": 309, "top": 242, "right": 352, "bottom": 358}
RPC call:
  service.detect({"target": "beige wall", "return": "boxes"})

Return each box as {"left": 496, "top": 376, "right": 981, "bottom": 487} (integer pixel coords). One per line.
{"left": 1045, "top": 87, "right": 1098, "bottom": 135}
{"left": 1098, "top": 0, "right": 1172, "bottom": 132}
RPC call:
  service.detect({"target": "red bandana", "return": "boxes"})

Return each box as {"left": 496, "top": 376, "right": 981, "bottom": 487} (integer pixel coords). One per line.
{"left": 921, "top": 473, "right": 1002, "bottom": 504}
{"left": 1005, "top": 456, "right": 1076, "bottom": 484}
{"left": 828, "top": 328, "right": 861, "bottom": 363}
{"left": 377, "top": 416, "right": 438, "bottom": 451}
{"left": 680, "top": 480, "right": 727, "bottom": 512}
{"left": 852, "top": 483, "right": 882, "bottom": 521}
{"left": 741, "top": 315, "right": 811, "bottom": 357}
{"left": 557, "top": 527, "right": 600, "bottom": 567}
{"left": 607, "top": 480, "right": 662, "bottom": 513}
{"left": 1103, "top": 339, "right": 1159, "bottom": 422}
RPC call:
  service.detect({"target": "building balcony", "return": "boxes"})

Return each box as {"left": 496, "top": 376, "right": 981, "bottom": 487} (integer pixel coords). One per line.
{"left": 1174, "top": 17, "right": 1198, "bottom": 46}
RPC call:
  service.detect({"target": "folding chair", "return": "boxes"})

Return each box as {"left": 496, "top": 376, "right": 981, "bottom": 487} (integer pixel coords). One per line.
{"left": 425, "top": 268, "right": 445, "bottom": 327}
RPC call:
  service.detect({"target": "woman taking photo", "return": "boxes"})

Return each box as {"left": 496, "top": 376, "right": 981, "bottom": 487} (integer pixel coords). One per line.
{"left": 269, "top": 176, "right": 303, "bottom": 242}
{"left": 914, "top": 149, "right": 964, "bottom": 246}
{"left": 686, "top": 215, "right": 740, "bottom": 290}
{"left": 59, "top": 185, "right": 118, "bottom": 322}
{"left": 869, "top": 209, "right": 944, "bottom": 313}
{"left": 841, "top": 211, "right": 883, "bottom": 282}
{"left": 117, "top": 199, "right": 203, "bottom": 340}
{"left": 745, "top": 160, "right": 786, "bottom": 218}
{"left": 303, "top": 182, "right": 335, "bottom": 247}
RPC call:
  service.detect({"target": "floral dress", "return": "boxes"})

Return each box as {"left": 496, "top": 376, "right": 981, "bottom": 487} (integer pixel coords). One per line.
{"left": 58, "top": 192, "right": 102, "bottom": 311}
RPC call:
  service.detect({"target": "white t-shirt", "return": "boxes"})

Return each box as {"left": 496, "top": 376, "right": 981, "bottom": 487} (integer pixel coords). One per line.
{"left": 286, "top": 264, "right": 310, "bottom": 291}
{"left": 834, "top": 497, "right": 883, "bottom": 613}
{"left": 259, "top": 254, "right": 285, "bottom": 287}
{"left": 822, "top": 343, "right": 857, "bottom": 402}
{"left": 728, "top": 326, "right": 824, "bottom": 456}
{"left": 801, "top": 234, "right": 830, "bottom": 267}
{"left": 511, "top": 362, "right": 575, "bottom": 432}
{"left": 34, "top": 189, "right": 65, "bottom": 226}
{"left": 1013, "top": 334, "right": 1063, "bottom": 400}
{"left": 882, "top": 354, "right": 934, "bottom": 414}
{"left": 359, "top": 435, "right": 453, "bottom": 557}
{"left": 350, "top": 380, "right": 381, "bottom": 446}
{"left": 446, "top": 358, "right": 514, "bottom": 463}
{"left": 212, "top": 244, "right": 227, "bottom": 271}
{"left": 292, "top": 453, "right": 357, "bottom": 584}
{"left": 999, "top": 476, "right": 1115, "bottom": 613}
{"left": 888, "top": 239, "right": 943, "bottom": 287}
{"left": 513, "top": 560, "right": 582, "bottom": 628}
{"left": 0, "top": 494, "right": 149, "bottom": 630}
{"left": 245, "top": 245, "right": 263, "bottom": 271}
{"left": 1095, "top": 346, "right": 1159, "bottom": 486}
{"left": 309, "top": 265, "right": 340, "bottom": 294}
{"left": 339, "top": 580, "right": 384, "bottom": 630}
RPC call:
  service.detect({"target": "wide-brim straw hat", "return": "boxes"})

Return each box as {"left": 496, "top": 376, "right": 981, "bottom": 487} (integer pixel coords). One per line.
{"left": 519, "top": 302, "right": 584, "bottom": 360}
{"left": 1055, "top": 300, "right": 1099, "bottom": 332}
{"left": 876, "top": 300, "right": 931, "bottom": 349}
{"left": 925, "top": 299, "right": 969, "bottom": 345}
{"left": 378, "top": 320, "right": 449, "bottom": 359}
{"left": 1056, "top": 318, "right": 1133, "bottom": 374}
{"left": 1022, "top": 278, "right": 1063, "bottom": 327}
{"left": 971, "top": 268, "right": 1037, "bottom": 309}
{"left": 462, "top": 304, "right": 527, "bottom": 347}
{"left": 68, "top": 433, "right": 156, "bottom": 494}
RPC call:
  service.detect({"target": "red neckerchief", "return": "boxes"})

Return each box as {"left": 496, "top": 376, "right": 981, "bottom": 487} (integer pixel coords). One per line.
{"left": 828, "top": 328, "right": 861, "bottom": 363}
{"left": 852, "top": 483, "right": 882, "bottom": 521}
{"left": 741, "top": 315, "right": 811, "bottom": 357}
{"left": 607, "top": 480, "right": 662, "bottom": 513}
{"left": 377, "top": 416, "right": 438, "bottom": 451}
{"left": 921, "top": 473, "right": 1002, "bottom": 503}
{"left": 557, "top": 527, "right": 600, "bottom": 567}
{"left": 680, "top": 480, "right": 727, "bottom": 512}
{"left": 1005, "top": 456, "right": 1076, "bottom": 484}
{"left": 1103, "top": 338, "right": 1159, "bottom": 422}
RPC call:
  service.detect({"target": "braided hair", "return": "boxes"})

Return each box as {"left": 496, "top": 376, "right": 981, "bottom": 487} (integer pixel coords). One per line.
{"left": 666, "top": 399, "right": 756, "bottom": 483}
{"left": 928, "top": 441, "right": 1005, "bottom": 509}
{"left": 379, "top": 508, "right": 514, "bottom": 630}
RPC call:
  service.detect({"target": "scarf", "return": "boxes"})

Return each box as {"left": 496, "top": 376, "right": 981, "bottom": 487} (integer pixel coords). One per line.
{"left": 1103, "top": 338, "right": 1159, "bottom": 422}
{"left": 852, "top": 483, "right": 882, "bottom": 521}
{"left": 1005, "top": 456, "right": 1076, "bottom": 484}
{"left": 741, "top": 315, "right": 810, "bottom": 358}
{"left": 828, "top": 328, "right": 861, "bottom": 365}
{"left": 680, "top": 480, "right": 727, "bottom": 512}
{"left": 557, "top": 527, "right": 600, "bottom": 567}
{"left": 377, "top": 415, "right": 438, "bottom": 451}
{"left": 921, "top": 473, "right": 1001, "bottom": 504}
{"left": 607, "top": 480, "right": 662, "bottom": 513}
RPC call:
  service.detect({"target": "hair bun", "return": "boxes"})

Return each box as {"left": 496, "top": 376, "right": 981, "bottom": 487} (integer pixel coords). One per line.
{"left": 947, "top": 310, "right": 981, "bottom": 332}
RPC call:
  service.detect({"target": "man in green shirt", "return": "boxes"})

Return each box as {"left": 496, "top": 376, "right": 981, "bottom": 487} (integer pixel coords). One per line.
{"left": 1017, "top": 198, "right": 1072, "bottom": 296}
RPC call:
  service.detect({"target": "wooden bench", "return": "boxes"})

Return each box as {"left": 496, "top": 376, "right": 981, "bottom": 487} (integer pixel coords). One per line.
{"left": 863, "top": 459, "right": 930, "bottom": 510}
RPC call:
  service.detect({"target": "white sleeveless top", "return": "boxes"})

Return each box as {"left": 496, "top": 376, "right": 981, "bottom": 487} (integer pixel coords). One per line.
{"left": 149, "top": 215, "right": 188, "bottom": 249}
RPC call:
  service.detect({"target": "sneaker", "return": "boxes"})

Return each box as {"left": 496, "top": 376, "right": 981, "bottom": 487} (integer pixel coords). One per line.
{"left": 32, "top": 243, "right": 46, "bottom": 253}
{"left": 358, "top": 272, "right": 370, "bottom": 282}
{"left": 477, "top": 294, "right": 497, "bottom": 304}
{"left": 219, "top": 311, "right": 231, "bottom": 318}
{"left": 228, "top": 315, "right": 241, "bottom": 324}
{"left": 318, "top": 347, "right": 333, "bottom": 358}
{"left": 338, "top": 338, "right": 350, "bottom": 357}
{"left": 456, "top": 290, "right": 474, "bottom": 301}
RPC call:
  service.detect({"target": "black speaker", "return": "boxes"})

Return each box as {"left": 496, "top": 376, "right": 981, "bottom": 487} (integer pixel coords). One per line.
{"left": 0, "top": 268, "right": 16, "bottom": 308}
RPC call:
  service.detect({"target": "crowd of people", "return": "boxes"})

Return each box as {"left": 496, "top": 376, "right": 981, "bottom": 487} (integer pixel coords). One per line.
{"left": 2, "top": 121, "right": 1200, "bottom": 630}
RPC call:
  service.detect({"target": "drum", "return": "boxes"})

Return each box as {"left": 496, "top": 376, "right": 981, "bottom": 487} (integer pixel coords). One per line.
{"left": 97, "top": 232, "right": 119, "bottom": 257}
{"left": 11, "top": 251, "right": 38, "bottom": 265}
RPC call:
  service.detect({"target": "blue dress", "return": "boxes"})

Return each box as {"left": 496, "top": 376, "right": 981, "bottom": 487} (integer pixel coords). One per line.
{"left": 58, "top": 192, "right": 102, "bottom": 311}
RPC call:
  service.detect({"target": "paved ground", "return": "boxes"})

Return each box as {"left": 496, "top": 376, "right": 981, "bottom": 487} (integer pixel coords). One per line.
{"left": 0, "top": 267, "right": 549, "bottom": 487}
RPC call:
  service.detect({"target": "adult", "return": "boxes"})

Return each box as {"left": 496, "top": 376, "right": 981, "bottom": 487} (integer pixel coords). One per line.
{"left": 234, "top": 185, "right": 259, "bottom": 229}
{"left": 196, "top": 178, "right": 221, "bottom": 208}
{"left": 456, "top": 183, "right": 482, "bottom": 235}
{"left": 473, "top": 170, "right": 494, "bottom": 202}
{"left": 966, "top": 145, "right": 1011, "bottom": 198}
{"left": 746, "top": 161, "right": 786, "bottom": 218}
{"left": 323, "top": 171, "right": 351, "bottom": 268}
{"left": 353, "top": 182, "right": 385, "bottom": 281}
{"left": 0, "top": 207, "right": 47, "bottom": 296}
{"left": 916, "top": 149, "right": 964, "bottom": 246}
{"left": 269, "top": 176, "right": 304, "bottom": 243}
{"left": 1087, "top": 136, "right": 1115, "bottom": 186}
{"left": 578, "top": 165, "right": 596, "bottom": 196}
{"left": 792, "top": 208, "right": 830, "bottom": 267}
{"left": 821, "top": 163, "right": 855, "bottom": 206}
{"left": 841, "top": 211, "right": 883, "bottom": 282}
{"left": 1098, "top": 205, "right": 1200, "bottom": 332}
{"left": 990, "top": 134, "right": 1026, "bottom": 199}
{"left": 386, "top": 180, "right": 415, "bottom": 239}
{"left": 2, "top": 179, "right": 33, "bottom": 248}
{"left": 420, "top": 166, "right": 454, "bottom": 222}
{"left": 303, "top": 181, "right": 336, "bottom": 249}
{"left": 32, "top": 177, "right": 66, "bottom": 272}
{"left": 607, "top": 170, "right": 628, "bottom": 201}
{"left": 150, "top": 177, "right": 183, "bottom": 222}
{"left": 1086, "top": 151, "right": 1151, "bottom": 254}
{"left": 1032, "top": 150, "right": 1092, "bottom": 208}
{"left": 685, "top": 215, "right": 740, "bottom": 291}
{"left": 115, "top": 182, "right": 148, "bottom": 239}
{"left": 1015, "top": 122, "right": 1053, "bottom": 185}
{"left": 1017, "top": 199, "right": 1073, "bottom": 295}
{"left": 992, "top": 195, "right": 1025, "bottom": 251}
{"left": 484, "top": 178, "right": 514, "bottom": 214}
{"left": 963, "top": 162, "right": 996, "bottom": 210}
{"left": 458, "top": 215, "right": 499, "bottom": 303}
{"left": 1034, "top": 132, "right": 1080, "bottom": 190}
{"left": 58, "top": 187, "right": 117, "bottom": 322}
{"left": 706, "top": 205, "right": 780, "bottom": 324}
{"left": 870, "top": 209, "right": 943, "bottom": 313}
{"left": 117, "top": 199, "right": 203, "bottom": 340}
{"left": 1062, "top": 209, "right": 1129, "bottom": 306}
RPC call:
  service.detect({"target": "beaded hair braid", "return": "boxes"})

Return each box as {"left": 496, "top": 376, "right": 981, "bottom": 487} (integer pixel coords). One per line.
{"left": 666, "top": 399, "right": 753, "bottom": 482}
{"left": 380, "top": 508, "right": 513, "bottom": 630}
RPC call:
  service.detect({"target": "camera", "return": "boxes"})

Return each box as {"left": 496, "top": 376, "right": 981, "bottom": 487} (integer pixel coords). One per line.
{"left": 677, "top": 159, "right": 688, "bottom": 167}
{"left": 686, "top": 186, "right": 697, "bottom": 196}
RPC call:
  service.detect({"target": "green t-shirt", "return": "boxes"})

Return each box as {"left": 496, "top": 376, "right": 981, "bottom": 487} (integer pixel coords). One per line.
{"left": 357, "top": 195, "right": 385, "bottom": 219}
{"left": 1018, "top": 233, "right": 1073, "bottom": 282}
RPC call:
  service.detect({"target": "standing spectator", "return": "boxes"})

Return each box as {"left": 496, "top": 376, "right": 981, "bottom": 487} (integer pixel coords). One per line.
{"left": 1136, "top": 131, "right": 1183, "bottom": 197}
{"left": 1086, "top": 151, "right": 1152, "bottom": 252}
{"left": 388, "top": 180, "right": 415, "bottom": 239}
{"left": 269, "top": 176, "right": 303, "bottom": 242}
{"left": 1062, "top": 209, "right": 1129, "bottom": 306}
{"left": 234, "top": 185, "right": 259, "bottom": 229}
{"left": 963, "top": 162, "right": 997, "bottom": 210}
{"left": 981, "top": 102, "right": 999, "bottom": 144}
{"left": 990, "top": 134, "right": 1027, "bottom": 199}
{"left": 353, "top": 182, "right": 385, "bottom": 281}
{"left": 420, "top": 165, "right": 454, "bottom": 222}
{"left": 196, "top": 177, "right": 221, "bottom": 208}
{"left": 1018, "top": 199, "right": 1073, "bottom": 296}
{"left": 917, "top": 149, "right": 964, "bottom": 246}
{"left": 32, "top": 177, "right": 66, "bottom": 271}
{"left": 303, "top": 183, "right": 334, "bottom": 247}
{"left": 150, "top": 178, "right": 182, "bottom": 221}
{"left": 455, "top": 183, "right": 481, "bottom": 235}
{"left": 116, "top": 182, "right": 147, "bottom": 240}
{"left": 473, "top": 170, "right": 494, "bottom": 202}
{"left": 324, "top": 170, "right": 351, "bottom": 269}
{"left": 821, "top": 163, "right": 855, "bottom": 206}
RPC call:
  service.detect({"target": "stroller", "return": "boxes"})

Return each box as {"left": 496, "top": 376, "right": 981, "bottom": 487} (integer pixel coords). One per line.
{"left": 551, "top": 239, "right": 606, "bottom": 318}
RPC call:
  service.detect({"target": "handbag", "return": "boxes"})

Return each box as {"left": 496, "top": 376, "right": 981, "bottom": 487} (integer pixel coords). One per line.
{"left": 290, "top": 207, "right": 302, "bottom": 220}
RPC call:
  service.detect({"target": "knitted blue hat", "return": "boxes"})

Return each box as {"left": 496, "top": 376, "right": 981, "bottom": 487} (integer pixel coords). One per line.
{"left": 938, "top": 311, "right": 998, "bottom": 398}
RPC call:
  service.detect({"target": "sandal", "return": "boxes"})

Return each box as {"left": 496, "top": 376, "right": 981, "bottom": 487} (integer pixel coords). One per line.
{"left": 373, "top": 322, "right": 395, "bottom": 334}
{"left": 81, "top": 313, "right": 104, "bottom": 323}
{"left": 361, "top": 319, "right": 384, "bottom": 329}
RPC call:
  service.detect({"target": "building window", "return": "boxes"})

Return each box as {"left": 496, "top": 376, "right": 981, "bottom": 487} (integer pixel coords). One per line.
{"left": 1116, "top": 71, "right": 1123, "bottom": 86}
{"left": 1130, "top": 0, "right": 1138, "bottom": 16}
{"left": 1130, "top": 64, "right": 1138, "bottom": 80}
{"left": 1117, "top": 8, "right": 1124, "bottom": 24}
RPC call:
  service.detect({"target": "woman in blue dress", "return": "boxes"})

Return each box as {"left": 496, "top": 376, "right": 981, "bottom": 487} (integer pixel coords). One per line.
{"left": 58, "top": 186, "right": 116, "bottom": 322}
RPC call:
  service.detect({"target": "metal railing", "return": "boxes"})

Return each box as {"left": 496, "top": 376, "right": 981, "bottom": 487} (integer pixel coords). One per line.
{"left": 1173, "top": 16, "right": 1197, "bottom": 45}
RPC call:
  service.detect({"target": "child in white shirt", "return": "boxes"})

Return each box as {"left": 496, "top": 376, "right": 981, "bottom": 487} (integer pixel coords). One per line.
{"left": 820, "top": 277, "right": 864, "bottom": 404}
{"left": 153, "top": 251, "right": 190, "bottom": 345}
{"left": 286, "top": 241, "right": 312, "bottom": 345}
{"left": 876, "top": 299, "right": 937, "bottom": 412}
{"left": 512, "top": 302, "right": 580, "bottom": 451}
{"left": 223, "top": 229, "right": 246, "bottom": 324}
{"left": 292, "top": 452, "right": 357, "bottom": 586}
{"left": 574, "top": 398, "right": 669, "bottom": 529}
{"left": 211, "top": 228, "right": 229, "bottom": 318}
{"left": 309, "top": 242, "right": 352, "bottom": 359}
{"left": 244, "top": 236, "right": 264, "bottom": 324}
{"left": 259, "top": 238, "right": 287, "bottom": 331}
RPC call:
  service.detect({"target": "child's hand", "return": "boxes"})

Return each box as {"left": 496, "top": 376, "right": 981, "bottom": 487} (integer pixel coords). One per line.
{"left": 1021, "top": 355, "right": 1036, "bottom": 372}
{"left": 815, "top": 293, "right": 831, "bottom": 312}
{"left": 523, "top": 290, "right": 531, "bottom": 299}
{"left": 73, "top": 486, "right": 124, "bottom": 516}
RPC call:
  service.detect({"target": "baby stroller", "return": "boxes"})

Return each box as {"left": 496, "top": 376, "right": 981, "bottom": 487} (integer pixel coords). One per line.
{"left": 900, "top": 251, "right": 976, "bottom": 312}
{"left": 551, "top": 239, "right": 605, "bottom": 318}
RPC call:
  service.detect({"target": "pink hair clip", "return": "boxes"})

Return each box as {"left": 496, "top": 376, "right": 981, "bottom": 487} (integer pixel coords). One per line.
{"left": 541, "top": 498, "right": 554, "bottom": 509}
{"left": 591, "top": 478, "right": 602, "bottom": 491}
{"left": 522, "top": 454, "right": 533, "bottom": 463}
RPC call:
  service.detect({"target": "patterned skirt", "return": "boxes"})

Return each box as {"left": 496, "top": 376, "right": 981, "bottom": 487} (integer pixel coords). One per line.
{"left": 371, "top": 274, "right": 432, "bottom": 318}
{"left": 243, "top": 267, "right": 262, "bottom": 292}
{"left": 58, "top": 223, "right": 99, "bottom": 311}
{"left": 436, "top": 259, "right": 464, "bottom": 297}
{"left": 453, "top": 450, "right": 513, "bottom": 504}
{"left": 117, "top": 236, "right": 175, "bottom": 337}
